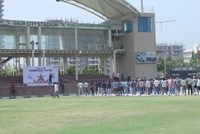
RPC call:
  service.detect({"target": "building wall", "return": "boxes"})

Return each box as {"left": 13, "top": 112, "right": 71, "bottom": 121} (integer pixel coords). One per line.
{"left": 116, "top": 13, "right": 157, "bottom": 79}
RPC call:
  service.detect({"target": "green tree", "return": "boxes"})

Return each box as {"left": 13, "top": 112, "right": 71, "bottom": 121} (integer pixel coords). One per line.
{"left": 67, "top": 66, "right": 75, "bottom": 75}
{"left": 5, "top": 63, "right": 13, "bottom": 76}
{"left": 82, "top": 65, "right": 99, "bottom": 74}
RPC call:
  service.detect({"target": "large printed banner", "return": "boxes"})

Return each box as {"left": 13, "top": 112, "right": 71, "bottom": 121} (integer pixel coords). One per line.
{"left": 136, "top": 52, "right": 156, "bottom": 64}
{"left": 23, "top": 66, "right": 59, "bottom": 86}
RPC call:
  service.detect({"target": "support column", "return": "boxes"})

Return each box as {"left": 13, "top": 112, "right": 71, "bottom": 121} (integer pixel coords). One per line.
{"left": 75, "top": 28, "right": 78, "bottom": 50}
{"left": 38, "top": 56, "right": 42, "bottom": 66}
{"left": 104, "top": 57, "right": 108, "bottom": 75}
{"left": 14, "top": 36, "right": 20, "bottom": 49}
{"left": 32, "top": 50, "right": 35, "bottom": 66}
{"left": 108, "top": 30, "right": 112, "bottom": 49}
{"left": 75, "top": 56, "right": 78, "bottom": 80}
{"left": 38, "top": 27, "right": 42, "bottom": 50}
{"left": 42, "top": 50, "right": 45, "bottom": 66}
{"left": 109, "top": 55, "right": 113, "bottom": 79}
{"left": 65, "top": 57, "right": 68, "bottom": 75}
{"left": 15, "top": 58, "right": 18, "bottom": 76}
{"left": 113, "top": 50, "right": 116, "bottom": 75}
{"left": 26, "top": 56, "right": 30, "bottom": 66}
{"left": 26, "top": 27, "right": 30, "bottom": 49}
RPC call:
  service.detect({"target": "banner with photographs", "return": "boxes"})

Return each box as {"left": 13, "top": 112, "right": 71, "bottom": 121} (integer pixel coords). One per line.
{"left": 136, "top": 52, "right": 156, "bottom": 63}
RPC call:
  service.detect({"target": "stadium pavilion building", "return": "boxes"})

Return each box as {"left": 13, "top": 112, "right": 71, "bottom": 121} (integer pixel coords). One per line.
{"left": 0, "top": 0, "right": 157, "bottom": 80}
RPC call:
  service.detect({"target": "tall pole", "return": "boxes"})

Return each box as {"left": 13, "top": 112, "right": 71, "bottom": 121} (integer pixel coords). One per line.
{"left": 164, "top": 46, "right": 166, "bottom": 78}
{"left": 141, "top": 0, "right": 144, "bottom": 13}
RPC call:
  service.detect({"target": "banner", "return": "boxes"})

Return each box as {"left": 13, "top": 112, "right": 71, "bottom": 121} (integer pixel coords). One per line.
{"left": 136, "top": 52, "right": 156, "bottom": 63}
{"left": 23, "top": 66, "right": 59, "bottom": 86}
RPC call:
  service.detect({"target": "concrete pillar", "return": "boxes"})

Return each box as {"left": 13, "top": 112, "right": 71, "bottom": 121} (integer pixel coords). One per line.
{"left": 32, "top": 50, "right": 35, "bottom": 66}
{"left": 42, "top": 50, "right": 45, "bottom": 66}
{"left": 75, "top": 28, "right": 78, "bottom": 50}
{"left": 104, "top": 57, "right": 108, "bottom": 75}
{"left": 65, "top": 57, "right": 68, "bottom": 75}
{"left": 113, "top": 50, "right": 116, "bottom": 75}
{"left": 109, "top": 55, "right": 113, "bottom": 79}
{"left": 38, "top": 56, "right": 42, "bottom": 66}
{"left": 26, "top": 27, "right": 30, "bottom": 49}
{"left": 75, "top": 56, "right": 78, "bottom": 80}
{"left": 100, "top": 58, "right": 103, "bottom": 74}
{"left": 38, "top": 27, "right": 42, "bottom": 50}
{"left": 26, "top": 56, "right": 30, "bottom": 66}
{"left": 108, "top": 30, "right": 112, "bottom": 49}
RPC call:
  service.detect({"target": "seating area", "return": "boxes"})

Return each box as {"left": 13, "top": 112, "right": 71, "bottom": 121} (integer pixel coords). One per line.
{"left": 0, "top": 74, "right": 112, "bottom": 97}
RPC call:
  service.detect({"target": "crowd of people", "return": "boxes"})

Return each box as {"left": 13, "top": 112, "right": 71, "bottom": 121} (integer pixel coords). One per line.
{"left": 77, "top": 76, "right": 199, "bottom": 96}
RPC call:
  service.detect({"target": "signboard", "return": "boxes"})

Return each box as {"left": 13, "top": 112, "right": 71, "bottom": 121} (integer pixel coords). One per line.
{"left": 136, "top": 52, "right": 156, "bottom": 63}
{"left": 23, "top": 66, "right": 59, "bottom": 86}
{"left": 171, "top": 67, "right": 196, "bottom": 78}
{"left": 0, "top": 19, "right": 111, "bottom": 29}
{"left": 111, "top": 20, "right": 122, "bottom": 30}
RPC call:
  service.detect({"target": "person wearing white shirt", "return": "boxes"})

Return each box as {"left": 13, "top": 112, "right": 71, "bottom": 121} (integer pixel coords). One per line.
{"left": 154, "top": 78, "right": 159, "bottom": 95}
{"left": 53, "top": 83, "right": 59, "bottom": 98}
{"left": 77, "top": 81, "right": 84, "bottom": 96}
{"left": 146, "top": 79, "right": 151, "bottom": 95}
{"left": 197, "top": 77, "right": 200, "bottom": 95}
{"left": 84, "top": 81, "right": 89, "bottom": 96}
{"left": 161, "top": 79, "right": 167, "bottom": 95}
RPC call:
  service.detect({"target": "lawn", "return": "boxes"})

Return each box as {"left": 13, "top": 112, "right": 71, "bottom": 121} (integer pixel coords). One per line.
{"left": 0, "top": 96, "right": 200, "bottom": 134}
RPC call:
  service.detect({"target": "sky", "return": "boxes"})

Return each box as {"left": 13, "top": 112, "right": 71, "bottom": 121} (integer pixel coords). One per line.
{"left": 3, "top": 0, "right": 200, "bottom": 49}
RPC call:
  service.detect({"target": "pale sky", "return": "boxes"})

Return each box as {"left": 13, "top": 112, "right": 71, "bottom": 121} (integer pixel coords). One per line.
{"left": 3, "top": 0, "right": 200, "bottom": 49}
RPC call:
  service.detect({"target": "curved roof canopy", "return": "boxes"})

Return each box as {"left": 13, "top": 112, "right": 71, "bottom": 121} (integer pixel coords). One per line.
{"left": 60, "top": 0, "right": 140, "bottom": 20}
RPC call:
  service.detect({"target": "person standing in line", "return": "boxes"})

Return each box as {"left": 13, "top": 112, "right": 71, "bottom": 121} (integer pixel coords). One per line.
{"left": 167, "top": 77, "right": 173, "bottom": 96}
{"left": 181, "top": 78, "right": 187, "bottom": 95}
{"left": 150, "top": 79, "right": 154, "bottom": 95}
{"left": 139, "top": 79, "right": 145, "bottom": 95}
{"left": 154, "top": 78, "right": 159, "bottom": 95}
{"left": 90, "top": 81, "right": 94, "bottom": 96}
{"left": 197, "top": 77, "right": 200, "bottom": 95}
{"left": 11, "top": 82, "right": 16, "bottom": 95}
{"left": 112, "top": 72, "right": 115, "bottom": 79}
{"left": 193, "top": 76, "right": 198, "bottom": 94}
{"left": 161, "top": 79, "right": 167, "bottom": 95}
{"left": 102, "top": 81, "right": 107, "bottom": 96}
{"left": 123, "top": 79, "right": 128, "bottom": 96}
{"left": 84, "top": 81, "right": 89, "bottom": 96}
{"left": 130, "top": 79, "right": 136, "bottom": 95}
{"left": 97, "top": 80, "right": 102, "bottom": 96}
{"left": 77, "top": 81, "right": 84, "bottom": 96}
{"left": 59, "top": 82, "right": 65, "bottom": 94}
{"left": 117, "top": 72, "right": 120, "bottom": 81}
{"left": 186, "top": 76, "right": 193, "bottom": 95}
{"left": 174, "top": 78, "right": 179, "bottom": 95}
{"left": 178, "top": 77, "right": 182, "bottom": 94}
{"left": 53, "top": 83, "right": 59, "bottom": 98}
{"left": 146, "top": 79, "right": 151, "bottom": 95}
{"left": 112, "top": 81, "right": 117, "bottom": 95}
{"left": 107, "top": 81, "right": 112, "bottom": 96}
{"left": 49, "top": 73, "right": 52, "bottom": 85}
{"left": 94, "top": 81, "right": 98, "bottom": 96}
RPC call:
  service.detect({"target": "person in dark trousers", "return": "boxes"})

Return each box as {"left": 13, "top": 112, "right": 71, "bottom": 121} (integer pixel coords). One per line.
{"left": 11, "top": 82, "right": 16, "bottom": 95}
{"left": 102, "top": 81, "right": 107, "bottom": 96}
{"left": 60, "top": 82, "right": 65, "bottom": 94}
{"left": 90, "top": 81, "right": 94, "bottom": 96}
{"left": 49, "top": 73, "right": 52, "bottom": 85}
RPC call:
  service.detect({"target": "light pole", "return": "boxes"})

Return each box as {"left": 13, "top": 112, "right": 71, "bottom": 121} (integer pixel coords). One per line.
{"left": 141, "top": 0, "right": 144, "bottom": 13}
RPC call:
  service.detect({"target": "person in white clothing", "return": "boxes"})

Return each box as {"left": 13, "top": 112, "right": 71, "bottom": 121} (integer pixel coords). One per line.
{"left": 145, "top": 79, "right": 151, "bottom": 95}
{"left": 53, "top": 83, "right": 59, "bottom": 98}
{"left": 161, "top": 79, "right": 167, "bottom": 95}
{"left": 77, "top": 81, "right": 84, "bottom": 96}
{"left": 84, "top": 81, "right": 89, "bottom": 96}
{"left": 154, "top": 78, "right": 159, "bottom": 95}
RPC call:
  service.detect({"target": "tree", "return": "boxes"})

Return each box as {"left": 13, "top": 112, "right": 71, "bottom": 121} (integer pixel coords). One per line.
{"left": 6, "top": 63, "right": 13, "bottom": 76}
{"left": 67, "top": 66, "right": 75, "bottom": 75}
{"left": 82, "top": 65, "right": 99, "bottom": 74}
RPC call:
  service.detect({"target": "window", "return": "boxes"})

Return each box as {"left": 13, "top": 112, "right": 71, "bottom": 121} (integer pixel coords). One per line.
{"left": 138, "top": 17, "right": 152, "bottom": 32}
{"left": 123, "top": 19, "right": 133, "bottom": 33}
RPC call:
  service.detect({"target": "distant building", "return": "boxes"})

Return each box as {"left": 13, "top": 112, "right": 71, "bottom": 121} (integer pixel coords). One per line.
{"left": 0, "top": 0, "right": 4, "bottom": 68}
{"left": 183, "top": 49, "right": 193, "bottom": 62}
{"left": 156, "top": 43, "right": 184, "bottom": 59}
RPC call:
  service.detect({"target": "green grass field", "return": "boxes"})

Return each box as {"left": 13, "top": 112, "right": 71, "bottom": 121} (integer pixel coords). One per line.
{"left": 0, "top": 96, "right": 200, "bottom": 134}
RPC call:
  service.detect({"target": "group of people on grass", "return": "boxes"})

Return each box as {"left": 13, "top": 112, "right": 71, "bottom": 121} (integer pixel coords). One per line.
{"left": 77, "top": 76, "right": 199, "bottom": 96}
